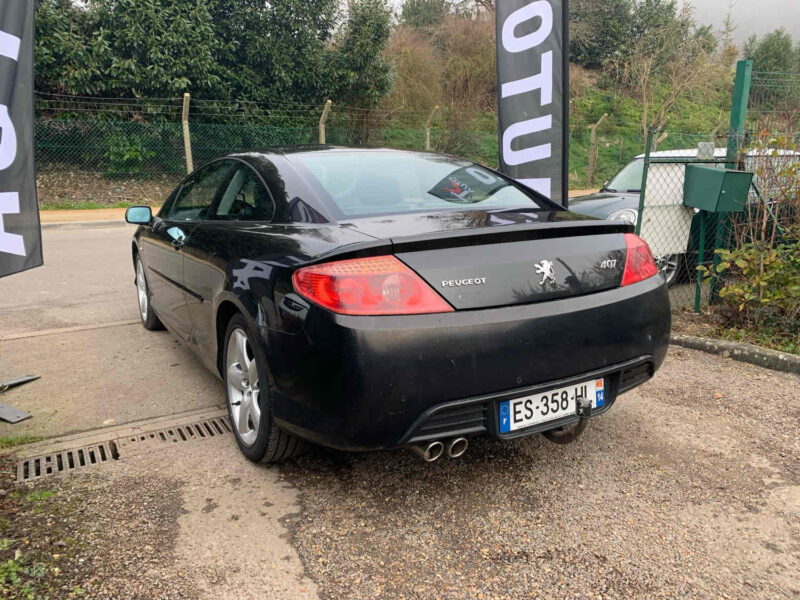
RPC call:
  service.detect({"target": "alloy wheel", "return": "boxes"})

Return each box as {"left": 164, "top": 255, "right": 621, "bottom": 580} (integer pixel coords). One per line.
{"left": 655, "top": 254, "right": 680, "bottom": 286}
{"left": 136, "top": 260, "right": 148, "bottom": 321}
{"left": 226, "top": 328, "right": 261, "bottom": 447}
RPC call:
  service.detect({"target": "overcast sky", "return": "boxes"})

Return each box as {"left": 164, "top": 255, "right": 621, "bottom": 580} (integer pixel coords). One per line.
{"left": 388, "top": 1, "right": 800, "bottom": 46}
{"left": 682, "top": 0, "right": 800, "bottom": 44}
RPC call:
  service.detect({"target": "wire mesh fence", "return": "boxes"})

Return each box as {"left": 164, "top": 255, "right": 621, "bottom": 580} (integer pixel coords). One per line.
{"left": 636, "top": 130, "right": 799, "bottom": 313}
{"left": 33, "top": 92, "right": 653, "bottom": 208}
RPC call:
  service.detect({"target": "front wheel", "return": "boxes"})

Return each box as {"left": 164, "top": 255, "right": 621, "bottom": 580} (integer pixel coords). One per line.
{"left": 223, "top": 314, "right": 305, "bottom": 463}
{"left": 136, "top": 257, "right": 164, "bottom": 331}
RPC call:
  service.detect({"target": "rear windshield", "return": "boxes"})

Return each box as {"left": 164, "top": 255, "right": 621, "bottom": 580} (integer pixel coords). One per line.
{"left": 292, "top": 152, "right": 553, "bottom": 217}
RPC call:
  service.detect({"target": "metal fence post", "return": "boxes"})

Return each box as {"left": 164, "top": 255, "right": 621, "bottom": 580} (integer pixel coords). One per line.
{"left": 587, "top": 113, "right": 608, "bottom": 188}
{"left": 635, "top": 128, "right": 654, "bottom": 236}
{"left": 709, "top": 60, "right": 753, "bottom": 302}
{"left": 182, "top": 92, "right": 193, "bottom": 174}
{"left": 425, "top": 105, "right": 439, "bottom": 151}
{"left": 318, "top": 99, "right": 332, "bottom": 145}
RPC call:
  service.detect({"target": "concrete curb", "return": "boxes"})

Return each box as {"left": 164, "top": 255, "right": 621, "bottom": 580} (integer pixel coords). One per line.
{"left": 671, "top": 333, "right": 800, "bottom": 375}
{"left": 41, "top": 220, "right": 128, "bottom": 230}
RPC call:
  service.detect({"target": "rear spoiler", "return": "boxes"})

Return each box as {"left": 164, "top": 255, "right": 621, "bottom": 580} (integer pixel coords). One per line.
{"left": 309, "top": 218, "right": 633, "bottom": 266}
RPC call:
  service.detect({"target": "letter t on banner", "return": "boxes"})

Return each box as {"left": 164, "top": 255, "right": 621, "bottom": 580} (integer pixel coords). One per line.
{"left": 0, "top": 0, "right": 43, "bottom": 278}
{"left": 496, "top": 0, "right": 569, "bottom": 207}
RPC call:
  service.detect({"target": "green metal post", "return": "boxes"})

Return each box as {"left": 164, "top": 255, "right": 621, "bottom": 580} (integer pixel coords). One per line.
{"left": 711, "top": 60, "right": 753, "bottom": 302}
{"left": 726, "top": 60, "right": 753, "bottom": 169}
{"left": 636, "top": 128, "right": 654, "bottom": 236}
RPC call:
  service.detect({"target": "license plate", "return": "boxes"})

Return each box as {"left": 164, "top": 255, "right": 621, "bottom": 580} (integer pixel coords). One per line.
{"left": 499, "top": 378, "right": 605, "bottom": 434}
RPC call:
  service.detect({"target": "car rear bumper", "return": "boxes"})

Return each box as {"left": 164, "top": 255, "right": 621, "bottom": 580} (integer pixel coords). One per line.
{"left": 262, "top": 275, "right": 670, "bottom": 451}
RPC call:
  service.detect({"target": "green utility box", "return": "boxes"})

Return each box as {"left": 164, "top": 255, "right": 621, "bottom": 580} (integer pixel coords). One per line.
{"left": 683, "top": 164, "right": 754, "bottom": 213}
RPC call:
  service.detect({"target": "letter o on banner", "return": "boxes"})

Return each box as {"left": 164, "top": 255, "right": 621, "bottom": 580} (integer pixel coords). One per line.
{"left": 502, "top": 1, "right": 553, "bottom": 53}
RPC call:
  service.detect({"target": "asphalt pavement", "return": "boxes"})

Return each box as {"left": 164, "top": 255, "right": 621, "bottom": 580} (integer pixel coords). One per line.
{"left": 0, "top": 221, "right": 798, "bottom": 599}
{"left": 0, "top": 226, "right": 222, "bottom": 439}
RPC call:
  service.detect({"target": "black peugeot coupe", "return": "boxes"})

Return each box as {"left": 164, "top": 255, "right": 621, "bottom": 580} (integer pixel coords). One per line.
{"left": 125, "top": 147, "right": 671, "bottom": 463}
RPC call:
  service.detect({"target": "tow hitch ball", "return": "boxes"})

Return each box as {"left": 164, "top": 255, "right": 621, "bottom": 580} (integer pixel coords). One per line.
{"left": 576, "top": 394, "right": 593, "bottom": 418}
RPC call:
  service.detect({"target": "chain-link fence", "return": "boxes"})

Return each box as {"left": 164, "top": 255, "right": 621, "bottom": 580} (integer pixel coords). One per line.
{"left": 34, "top": 92, "right": 651, "bottom": 209}
{"left": 636, "top": 127, "right": 799, "bottom": 313}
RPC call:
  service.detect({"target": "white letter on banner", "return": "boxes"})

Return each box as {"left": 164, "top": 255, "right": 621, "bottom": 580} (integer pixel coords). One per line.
{"left": 502, "top": 1, "right": 553, "bottom": 53}
{"left": 0, "top": 192, "right": 25, "bottom": 256}
{"left": 518, "top": 178, "right": 551, "bottom": 198}
{"left": 0, "top": 105, "right": 18, "bottom": 170}
{"left": 0, "top": 31, "right": 20, "bottom": 61}
{"left": 501, "top": 50, "right": 553, "bottom": 104}
{"left": 502, "top": 115, "right": 552, "bottom": 166}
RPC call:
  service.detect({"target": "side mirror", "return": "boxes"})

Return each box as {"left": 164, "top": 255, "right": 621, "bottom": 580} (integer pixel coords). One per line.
{"left": 125, "top": 206, "right": 152, "bottom": 225}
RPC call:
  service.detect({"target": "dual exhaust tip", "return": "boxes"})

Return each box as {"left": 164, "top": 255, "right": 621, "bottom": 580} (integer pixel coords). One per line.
{"left": 412, "top": 437, "right": 468, "bottom": 462}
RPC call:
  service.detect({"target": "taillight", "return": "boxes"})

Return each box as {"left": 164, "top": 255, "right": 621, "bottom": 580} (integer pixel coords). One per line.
{"left": 292, "top": 255, "right": 454, "bottom": 316}
{"left": 621, "top": 233, "right": 659, "bottom": 287}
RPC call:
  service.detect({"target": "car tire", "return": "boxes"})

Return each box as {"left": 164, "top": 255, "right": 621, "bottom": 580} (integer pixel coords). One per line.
{"left": 223, "top": 314, "right": 305, "bottom": 464}
{"left": 135, "top": 256, "right": 164, "bottom": 331}
{"left": 542, "top": 419, "right": 589, "bottom": 445}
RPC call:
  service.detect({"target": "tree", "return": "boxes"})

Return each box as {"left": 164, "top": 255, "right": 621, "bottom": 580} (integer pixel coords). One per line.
{"left": 206, "top": 0, "right": 340, "bottom": 104}
{"left": 332, "top": 0, "right": 394, "bottom": 108}
{"left": 383, "top": 27, "right": 443, "bottom": 112}
{"left": 743, "top": 29, "right": 800, "bottom": 73}
{"left": 400, "top": 0, "right": 450, "bottom": 28}
{"left": 33, "top": 0, "right": 394, "bottom": 110}
{"left": 34, "top": 0, "right": 110, "bottom": 95}
{"left": 569, "top": 0, "right": 633, "bottom": 68}
{"left": 610, "top": 5, "right": 719, "bottom": 137}
{"left": 89, "top": 0, "right": 224, "bottom": 98}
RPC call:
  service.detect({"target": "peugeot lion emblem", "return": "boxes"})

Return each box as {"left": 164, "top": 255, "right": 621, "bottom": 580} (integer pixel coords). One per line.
{"left": 535, "top": 260, "right": 556, "bottom": 286}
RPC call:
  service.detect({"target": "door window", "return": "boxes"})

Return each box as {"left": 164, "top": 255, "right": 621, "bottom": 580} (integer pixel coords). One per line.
{"left": 169, "top": 161, "right": 233, "bottom": 221}
{"left": 215, "top": 166, "right": 275, "bottom": 221}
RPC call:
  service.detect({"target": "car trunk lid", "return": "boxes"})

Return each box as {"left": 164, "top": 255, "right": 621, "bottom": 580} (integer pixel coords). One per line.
{"left": 345, "top": 210, "right": 630, "bottom": 310}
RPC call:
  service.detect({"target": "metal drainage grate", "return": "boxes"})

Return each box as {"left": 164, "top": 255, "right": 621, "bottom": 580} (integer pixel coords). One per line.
{"left": 16, "top": 441, "right": 119, "bottom": 483}
{"left": 116, "top": 416, "right": 232, "bottom": 448}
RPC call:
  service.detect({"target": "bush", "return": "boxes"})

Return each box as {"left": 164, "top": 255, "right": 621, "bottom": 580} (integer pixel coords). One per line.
{"left": 701, "top": 232, "right": 800, "bottom": 338}
{"left": 104, "top": 133, "right": 156, "bottom": 178}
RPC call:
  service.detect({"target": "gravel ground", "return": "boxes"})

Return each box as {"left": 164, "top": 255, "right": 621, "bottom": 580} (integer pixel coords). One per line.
{"left": 2, "top": 347, "right": 798, "bottom": 599}
{"left": 281, "top": 347, "right": 800, "bottom": 600}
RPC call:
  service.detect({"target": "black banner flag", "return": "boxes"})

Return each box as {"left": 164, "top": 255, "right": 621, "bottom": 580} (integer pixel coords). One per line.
{"left": 0, "top": 0, "right": 41, "bottom": 278}
{"left": 496, "top": 0, "right": 569, "bottom": 207}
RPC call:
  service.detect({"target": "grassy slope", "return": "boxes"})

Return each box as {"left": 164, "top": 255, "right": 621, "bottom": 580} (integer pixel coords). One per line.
{"left": 383, "top": 75, "right": 733, "bottom": 189}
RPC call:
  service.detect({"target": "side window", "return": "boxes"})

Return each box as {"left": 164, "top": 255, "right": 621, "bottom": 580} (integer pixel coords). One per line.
{"left": 169, "top": 161, "right": 233, "bottom": 221}
{"left": 215, "top": 166, "right": 275, "bottom": 221}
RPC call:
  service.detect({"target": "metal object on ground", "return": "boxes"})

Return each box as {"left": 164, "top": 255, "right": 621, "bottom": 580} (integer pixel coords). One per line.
{"left": 0, "top": 403, "right": 31, "bottom": 423}
{"left": 0, "top": 375, "right": 40, "bottom": 393}
{"left": 0, "top": 375, "right": 39, "bottom": 423}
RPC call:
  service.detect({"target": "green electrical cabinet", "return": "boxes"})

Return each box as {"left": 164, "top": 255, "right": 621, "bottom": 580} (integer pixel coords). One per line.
{"left": 683, "top": 164, "right": 753, "bottom": 213}
{"left": 682, "top": 163, "right": 754, "bottom": 314}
